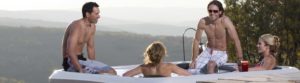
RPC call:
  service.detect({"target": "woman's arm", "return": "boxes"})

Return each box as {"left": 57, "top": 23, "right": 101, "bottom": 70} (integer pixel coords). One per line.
{"left": 123, "top": 66, "right": 142, "bottom": 77}
{"left": 249, "top": 58, "right": 275, "bottom": 71}
{"left": 171, "top": 64, "right": 191, "bottom": 76}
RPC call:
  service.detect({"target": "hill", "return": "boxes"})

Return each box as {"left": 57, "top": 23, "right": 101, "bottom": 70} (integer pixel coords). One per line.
{"left": 0, "top": 9, "right": 200, "bottom": 37}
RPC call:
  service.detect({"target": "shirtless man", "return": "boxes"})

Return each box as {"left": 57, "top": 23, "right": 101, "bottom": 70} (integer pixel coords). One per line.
{"left": 62, "top": 2, "right": 116, "bottom": 75}
{"left": 189, "top": 0, "right": 243, "bottom": 74}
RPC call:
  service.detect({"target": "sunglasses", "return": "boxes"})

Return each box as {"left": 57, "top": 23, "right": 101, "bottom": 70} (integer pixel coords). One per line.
{"left": 208, "top": 10, "right": 219, "bottom": 13}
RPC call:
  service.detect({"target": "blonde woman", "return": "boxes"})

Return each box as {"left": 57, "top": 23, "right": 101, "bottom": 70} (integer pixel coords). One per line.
{"left": 123, "top": 41, "right": 191, "bottom": 77}
{"left": 250, "top": 34, "right": 280, "bottom": 71}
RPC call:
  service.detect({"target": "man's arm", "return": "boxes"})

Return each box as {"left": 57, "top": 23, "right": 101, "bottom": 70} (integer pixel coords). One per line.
{"left": 67, "top": 24, "right": 84, "bottom": 73}
{"left": 190, "top": 19, "right": 205, "bottom": 68}
{"left": 87, "top": 26, "right": 96, "bottom": 60}
{"left": 62, "top": 28, "right": 69, "bottom": 58}
{"left": 223, "top": 16, "right": 243, "bottom": 60}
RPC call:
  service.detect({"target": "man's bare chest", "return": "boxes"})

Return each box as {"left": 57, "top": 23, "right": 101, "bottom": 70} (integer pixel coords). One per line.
{"left": 78, "top": 29, "right": 92, "bottom": 44}
{"left": 204, "top": 24, "right": 226, "bottom": 38}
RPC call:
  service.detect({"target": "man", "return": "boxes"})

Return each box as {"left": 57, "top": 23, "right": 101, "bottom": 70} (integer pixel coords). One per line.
{"left": 62, "top": 2, "right": 116, "bottom": 75}
{"left": 189, "top": 0, "right": 243, "bottom": 74}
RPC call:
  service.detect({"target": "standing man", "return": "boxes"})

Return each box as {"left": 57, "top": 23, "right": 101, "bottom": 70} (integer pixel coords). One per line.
{"left": 62, "top": 2, "right": 116, "bottom": 75}
{"left": 189, "top": 0, "right": 243, "bottom": 74}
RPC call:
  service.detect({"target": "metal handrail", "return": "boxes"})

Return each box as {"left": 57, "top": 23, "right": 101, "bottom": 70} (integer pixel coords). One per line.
{"left": 182, "top": 27, "right": 196, "bottom": 61}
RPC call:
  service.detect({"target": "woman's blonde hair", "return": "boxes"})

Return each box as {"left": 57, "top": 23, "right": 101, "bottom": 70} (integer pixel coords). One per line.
{"left": 143, "top": 41, "right": 167, "bottom": 66}
{"left": 259, "top": 34, "right": 280, "bottom": 56}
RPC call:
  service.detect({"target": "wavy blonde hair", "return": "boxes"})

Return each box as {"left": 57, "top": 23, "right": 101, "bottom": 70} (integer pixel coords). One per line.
{"left": 259, "top": 34, "right": 280, "bottom": 56}
{"left": 143, "top": 41, "right": 167, "bottom": 66}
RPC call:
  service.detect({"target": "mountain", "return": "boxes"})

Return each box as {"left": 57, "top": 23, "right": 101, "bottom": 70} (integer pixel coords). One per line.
{"left": 0, "top": 7, "right": 206, "bottom": 37}
{"left": 0, "top": 7, "right": 206, "bottom": 26}
{"left": 0, "top": 17, "right": 67, "bottom": 28}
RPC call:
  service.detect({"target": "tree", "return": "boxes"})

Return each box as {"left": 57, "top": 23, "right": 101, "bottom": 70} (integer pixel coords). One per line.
{"left": 224, "top": 0, "right": 300, "bottom": 68}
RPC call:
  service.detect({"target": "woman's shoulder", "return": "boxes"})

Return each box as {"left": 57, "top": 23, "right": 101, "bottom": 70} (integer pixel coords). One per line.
{"left": 162, "top": 62, "right": 173, "bottom": 65}
{"left": 162, "top": 63, "right": 178, "bottom": 68}
{"left": 262, "top": 56, "right": 276, "bottom": 67}
{"left": 264, "top": 56, "right": 276, "bottom": 63}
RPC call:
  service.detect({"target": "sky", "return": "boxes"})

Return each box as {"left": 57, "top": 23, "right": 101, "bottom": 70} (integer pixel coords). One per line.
{"left": 0, "top": 0, "right": 226, "bottom": 27}
{"left": 0, "top": 0, "right": 225, "bottom": 11}
{"left": 0, "top": 0, "right": 225, "bottom": 36}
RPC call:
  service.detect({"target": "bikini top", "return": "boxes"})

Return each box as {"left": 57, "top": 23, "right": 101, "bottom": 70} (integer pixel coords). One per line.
{"left": 256, "top": 60, "right": 264, "bottom": 67}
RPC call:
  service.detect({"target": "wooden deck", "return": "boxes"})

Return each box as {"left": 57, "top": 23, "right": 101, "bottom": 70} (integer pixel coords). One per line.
{"left": 197, "top": 72, "right": 300, "bottom": 83}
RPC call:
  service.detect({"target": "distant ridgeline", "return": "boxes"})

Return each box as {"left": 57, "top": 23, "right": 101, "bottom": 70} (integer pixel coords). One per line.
{"left": 0, "top": 77, "right": 24, "bottom": 83}
{"left": 0, "top": 26, "right": 193, "bottom": 83}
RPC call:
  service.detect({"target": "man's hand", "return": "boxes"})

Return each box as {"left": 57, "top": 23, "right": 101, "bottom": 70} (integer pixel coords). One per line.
{"left": 189, "top": 61, "right": 196, "bottom": 69}
{"left": 237, "top": 56, "right": 243, "bottom": 61}
{"left": 79, "top": 69, "right": 84, "bottom": 73}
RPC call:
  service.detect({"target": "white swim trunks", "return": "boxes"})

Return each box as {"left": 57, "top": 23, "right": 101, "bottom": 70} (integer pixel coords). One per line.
{"left": 189, "top": 47, "right": 228, "bottom": 74}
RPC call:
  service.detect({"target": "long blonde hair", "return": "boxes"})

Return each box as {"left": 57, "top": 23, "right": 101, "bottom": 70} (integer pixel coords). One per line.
{"left": 143, "top": 41, "right": 167, "bottom": 66}
{"left": 259, "top": 34, "right": 280, "bottom": 56}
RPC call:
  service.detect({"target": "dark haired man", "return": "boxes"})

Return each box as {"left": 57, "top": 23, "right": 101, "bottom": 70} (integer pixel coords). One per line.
{"left": 62, "top": 2, "right": 116, "bottom": 75}
{"left": 189, "top": 0, "right": 243, "bottom": 74}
